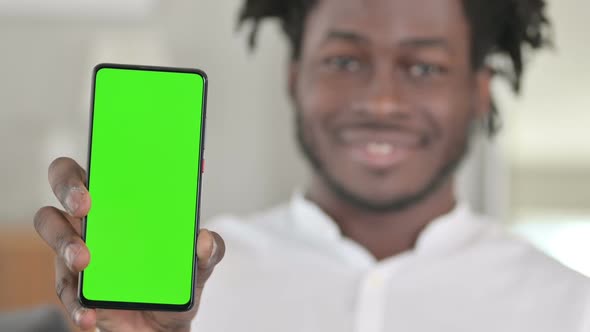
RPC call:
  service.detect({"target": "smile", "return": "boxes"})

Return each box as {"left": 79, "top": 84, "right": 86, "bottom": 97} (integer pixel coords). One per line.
{"left": 367, "top": 141, "right": 394, "bottom": 155}
{"left": 345, "top": 140, "right": 414, "bottom": 170}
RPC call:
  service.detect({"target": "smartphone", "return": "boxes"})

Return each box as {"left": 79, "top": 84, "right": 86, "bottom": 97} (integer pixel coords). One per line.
{"left": 79, "top": 63, "right": 208, "bottom": 311}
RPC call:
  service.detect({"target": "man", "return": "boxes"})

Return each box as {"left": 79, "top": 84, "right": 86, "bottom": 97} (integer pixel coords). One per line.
{"left": 34, "top": 0, "right": 590, "bottom": 331}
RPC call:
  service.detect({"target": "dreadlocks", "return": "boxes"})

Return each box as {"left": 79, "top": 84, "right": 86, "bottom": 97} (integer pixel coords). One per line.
{"left": 238, "top": 0, "right": 552, "bottom": 136}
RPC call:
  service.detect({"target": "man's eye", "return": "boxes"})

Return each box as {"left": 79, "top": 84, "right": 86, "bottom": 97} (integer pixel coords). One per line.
{"left": 408, "top": 63, "right": 445, "bottom": 78}
{"left": 323, "top": 56, "right": 362, "bottom": 72}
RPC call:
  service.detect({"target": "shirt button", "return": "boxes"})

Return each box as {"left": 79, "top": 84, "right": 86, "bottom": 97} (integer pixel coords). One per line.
{"left": 367, "top": 272, "right": 384, "bottom": 288}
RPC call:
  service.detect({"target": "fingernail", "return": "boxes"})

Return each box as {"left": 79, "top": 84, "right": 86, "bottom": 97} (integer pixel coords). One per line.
{"left": 65, "top": 243, "right": 82, "bottom": 270}
{"left": 210, "top": 238, "right": 217, "bottom": 259}
{"left": 73, "top": 308, "right": 87, "bottom": 326}
{"left": 206, "top": 239, "right": 217, "bottom": 268}
{"left": 65, "top": 187, "right": 85, "bottom": 215}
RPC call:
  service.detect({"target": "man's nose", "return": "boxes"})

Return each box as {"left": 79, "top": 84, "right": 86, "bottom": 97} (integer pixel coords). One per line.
{"left": 354, "top": 69, "right": 409, "bottom": 118}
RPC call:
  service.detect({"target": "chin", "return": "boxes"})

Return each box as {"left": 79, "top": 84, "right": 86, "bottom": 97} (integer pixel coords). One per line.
{"left": 330, "top": 170, "right": 440, "bottom": 208}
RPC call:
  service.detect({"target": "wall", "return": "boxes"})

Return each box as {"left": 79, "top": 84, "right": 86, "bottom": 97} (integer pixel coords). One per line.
{"left": 0, "top": 0, "right": 588, "bottom": 227}
{"left": 0, "top": 0, "right": 307, "bottom": 225}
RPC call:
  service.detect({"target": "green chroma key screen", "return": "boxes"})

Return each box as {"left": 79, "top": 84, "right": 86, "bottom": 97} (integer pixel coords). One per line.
{"left": 81, "top": 64, "right": 206, "bottom": 310}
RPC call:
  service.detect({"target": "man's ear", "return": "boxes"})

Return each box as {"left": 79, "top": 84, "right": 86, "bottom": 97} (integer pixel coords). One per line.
{"left": 288, "top": 61, "right": 300, "bottom": 101}
{"left": 474, "top": 68, "right": 493, "bottom": 119}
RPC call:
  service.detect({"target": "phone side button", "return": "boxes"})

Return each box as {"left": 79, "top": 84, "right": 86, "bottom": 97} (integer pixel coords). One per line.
{"left": 201, "top": 159, "right": 205, "bottom": 174}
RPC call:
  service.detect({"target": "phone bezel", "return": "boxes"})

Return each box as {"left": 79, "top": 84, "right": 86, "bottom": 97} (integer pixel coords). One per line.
{"left": 78, "top": 63, "right": 208, "bottom": 312}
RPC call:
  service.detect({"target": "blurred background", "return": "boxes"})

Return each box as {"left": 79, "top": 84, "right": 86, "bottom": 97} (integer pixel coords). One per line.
{"left": 0, "top": 0, "right": 588, "bottom": 325}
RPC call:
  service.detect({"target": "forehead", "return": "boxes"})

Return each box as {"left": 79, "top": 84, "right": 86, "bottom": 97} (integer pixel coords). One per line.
{"left": 304, "top": 0, "right": 470, "bottom": 47}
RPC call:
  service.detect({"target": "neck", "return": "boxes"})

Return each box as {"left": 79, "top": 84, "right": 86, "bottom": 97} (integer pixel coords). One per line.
{"left": 306, "top": 176, "right": 457, "bottom": 261}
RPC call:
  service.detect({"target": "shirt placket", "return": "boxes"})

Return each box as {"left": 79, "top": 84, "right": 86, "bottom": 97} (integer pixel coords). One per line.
{"left": 353, "top": 255, "right": 411, "bottom": 332}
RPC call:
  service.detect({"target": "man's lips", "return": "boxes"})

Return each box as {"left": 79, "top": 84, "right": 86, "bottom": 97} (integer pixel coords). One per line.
{"left": 338, "top": 127, "right": 425, "bottom": 148}
{"left": 336, "top": 127, "right": 427, "bottom": 169}
{"left": 348, "top": 142, "right": 410, "bottom": 169}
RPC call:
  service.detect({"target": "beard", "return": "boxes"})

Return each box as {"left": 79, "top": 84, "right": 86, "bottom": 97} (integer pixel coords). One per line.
{"left": 295, "top": 111, "right": 472, "bottom": 213}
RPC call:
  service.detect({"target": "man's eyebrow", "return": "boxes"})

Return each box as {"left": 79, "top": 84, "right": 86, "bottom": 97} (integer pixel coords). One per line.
{"left": 321, "top": 30, "right": 370, "bottom": 45}
{"left": 398, "top": 38, "right": 452, "bottom": 52}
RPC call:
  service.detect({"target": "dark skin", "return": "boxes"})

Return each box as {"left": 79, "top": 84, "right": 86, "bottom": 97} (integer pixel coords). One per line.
{"left": 34, "top": 157, "right": 226, "bottom": 331}
{"left": 34, "top": 0, "right": 490, "bottom": 330}
{"left": 291, "top": 0, "right": 491, "bottom": 260}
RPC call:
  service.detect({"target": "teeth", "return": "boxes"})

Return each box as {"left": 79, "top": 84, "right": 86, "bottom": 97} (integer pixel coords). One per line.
{"left": 367, "top": 142, "right": 394, "bottom": 155}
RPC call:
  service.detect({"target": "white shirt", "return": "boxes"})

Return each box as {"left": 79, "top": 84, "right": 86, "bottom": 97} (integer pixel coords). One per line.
{"left": 194, "top": 193, "right": 590, "bottom": 332}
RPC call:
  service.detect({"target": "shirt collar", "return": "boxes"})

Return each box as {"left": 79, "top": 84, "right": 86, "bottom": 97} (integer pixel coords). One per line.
{"left": 289, "top": 191, "right": 485, "bottom": 258}
{"left": 289, "top": 191, "right": 343, "bottom": 242}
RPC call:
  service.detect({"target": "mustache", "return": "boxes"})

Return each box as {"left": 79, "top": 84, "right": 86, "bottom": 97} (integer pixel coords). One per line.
{"left": 329, "top": 110, "right": 438, "bottom": 132}
{"left": 331, "top": 118, "right": 438, "bottom": 143}
{"left": 336, "top": 121, "right": 419, "bottom": 132}
{"left": 324, "top": 111, "right": 443, "bottom": 148}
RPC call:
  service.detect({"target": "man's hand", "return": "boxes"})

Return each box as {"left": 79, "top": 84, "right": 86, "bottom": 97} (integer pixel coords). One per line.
{"left": 34, "top": 157, "right": 225, "bottom": 331}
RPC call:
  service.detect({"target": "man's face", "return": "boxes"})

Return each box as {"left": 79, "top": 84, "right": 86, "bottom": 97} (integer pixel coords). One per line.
{"left": 292, "top": 0, "right": 489, "bottom": 211}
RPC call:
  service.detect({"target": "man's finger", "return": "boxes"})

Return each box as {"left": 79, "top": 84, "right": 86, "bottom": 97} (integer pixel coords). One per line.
{"left": 34, "top": 206, "right": 90, "bottom": 272}
{"left": 55, "top": 257, "right": 97, "bottom": 330}
{"left": 195, "top": 229, "right": 226, "bottom": 290}
{"left": 48, "top": 157, "right": 91, "bottom": 218}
